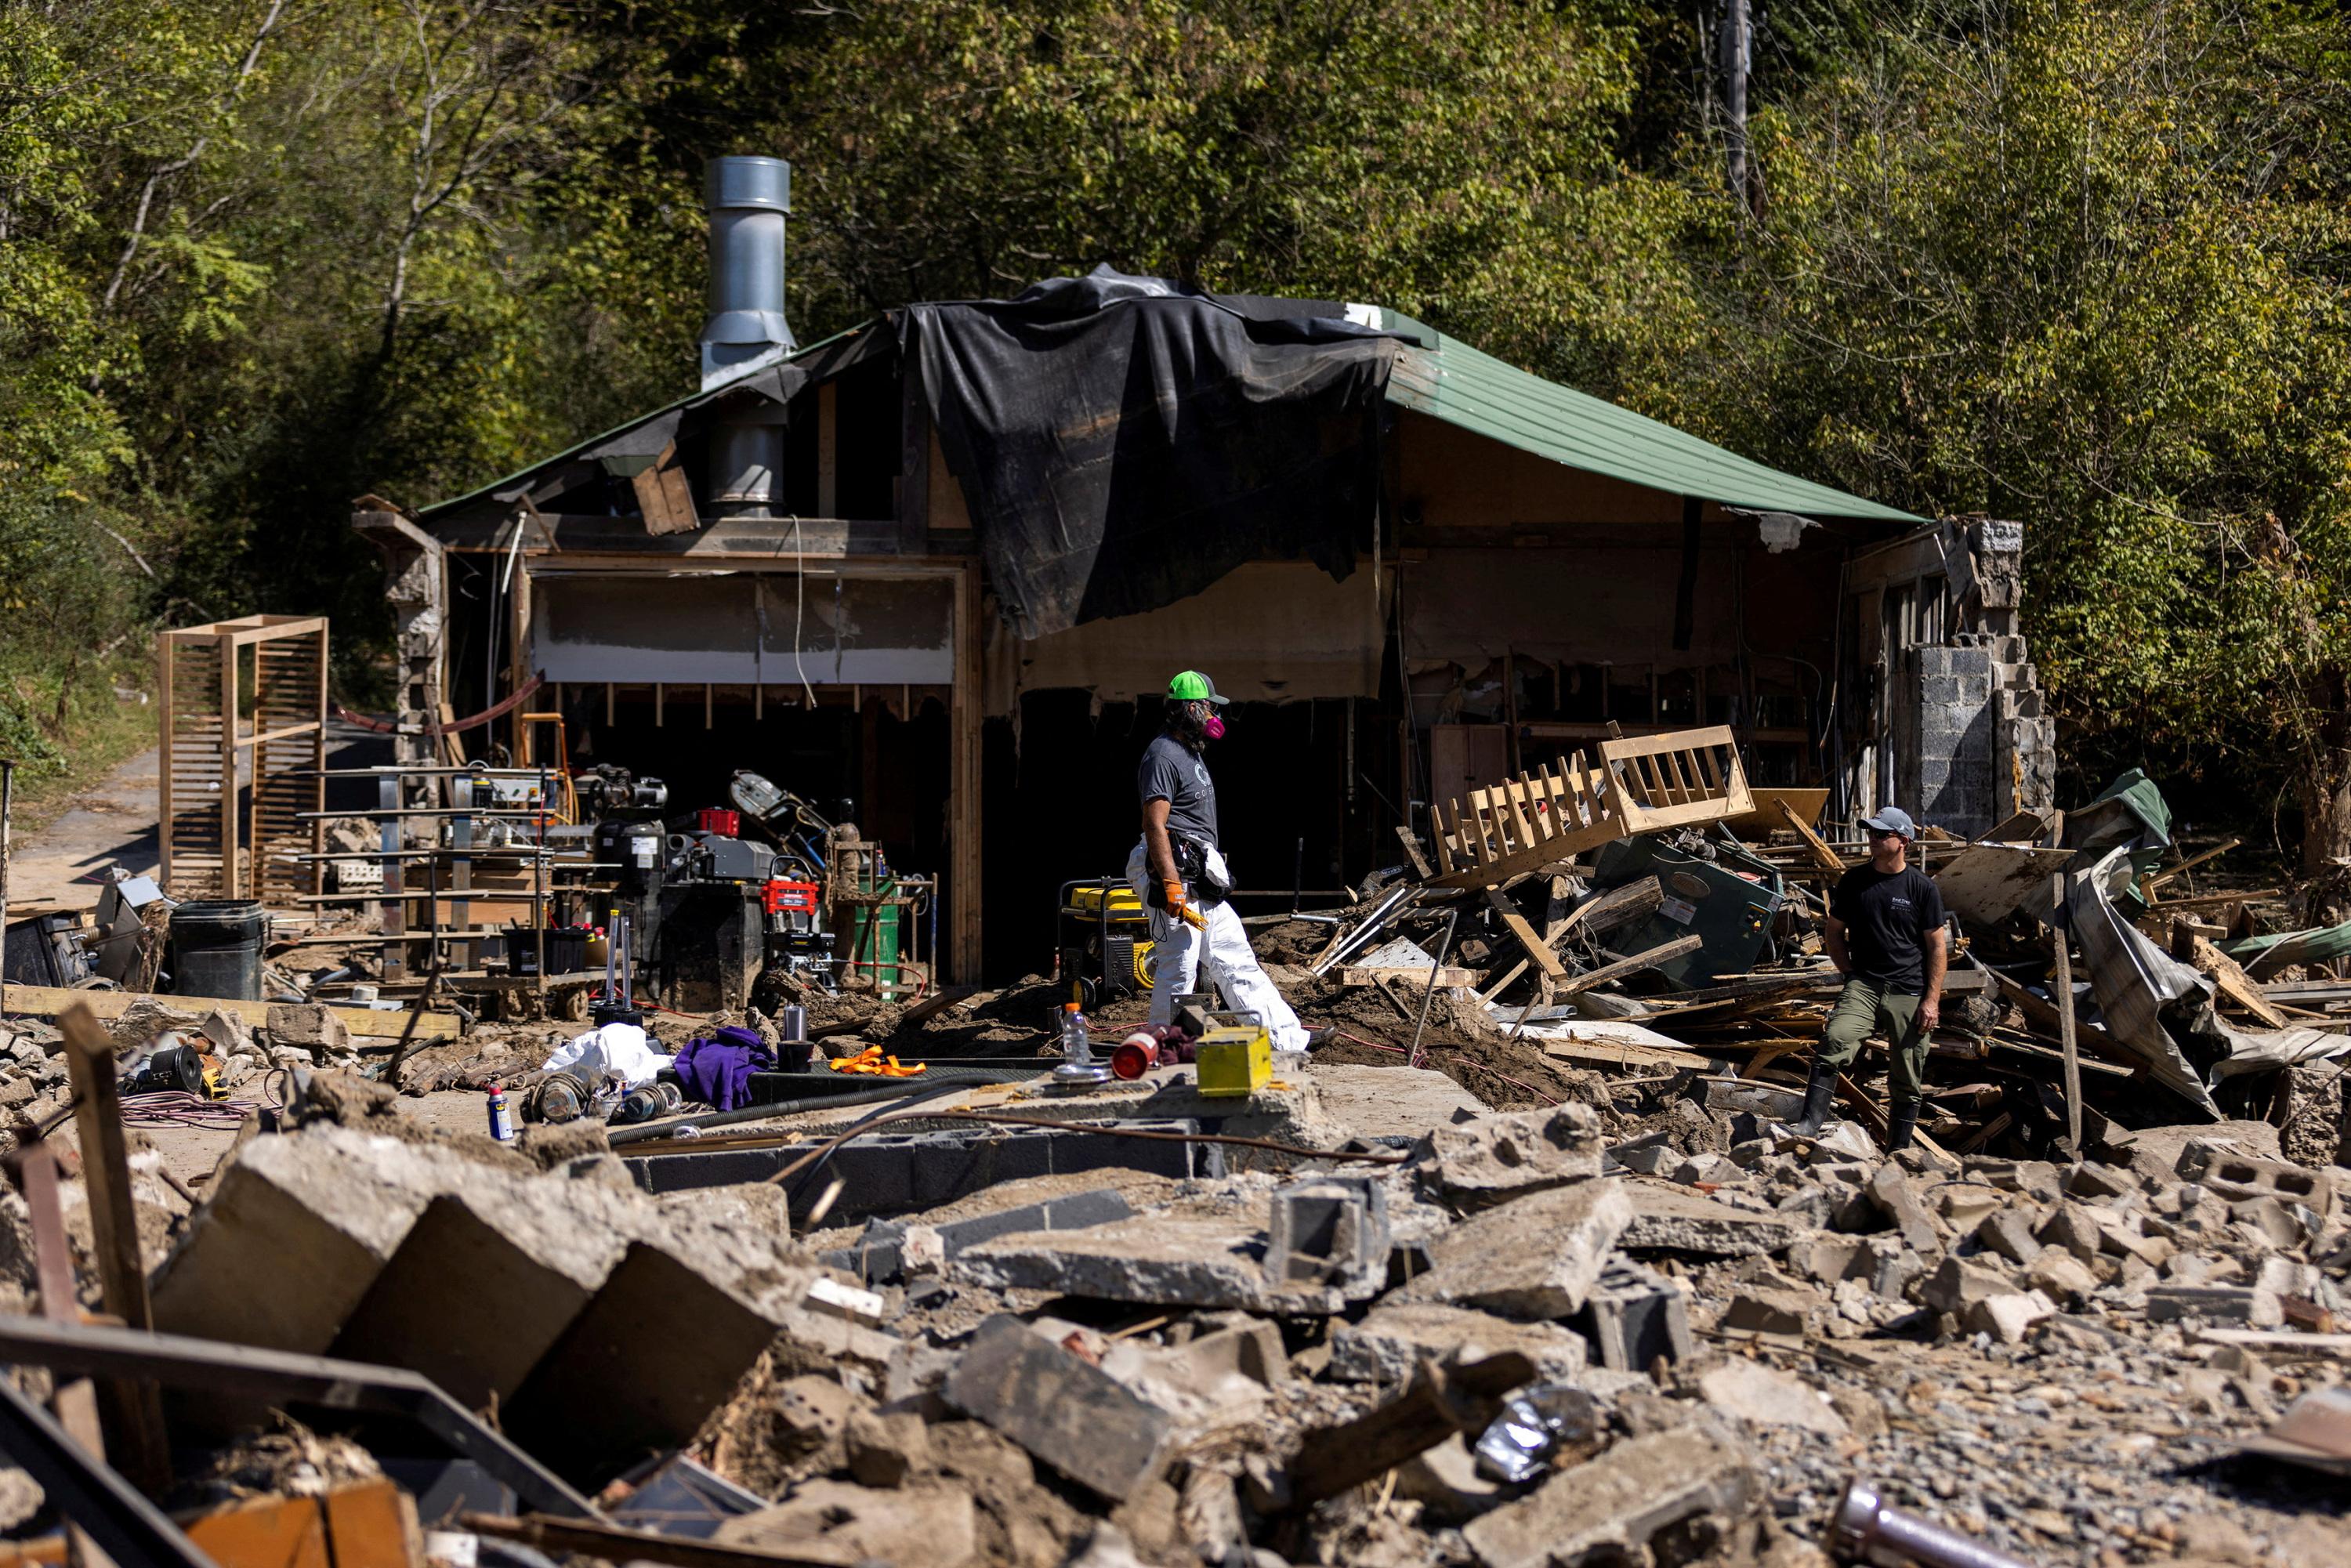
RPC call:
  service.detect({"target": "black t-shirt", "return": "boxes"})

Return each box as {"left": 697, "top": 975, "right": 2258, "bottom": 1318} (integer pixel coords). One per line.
{"left": 1139, "top": 732, "right": 1219, "bottom": 849}
{"left": 1830, "top": 864, "right": 1945, "bottom": 994}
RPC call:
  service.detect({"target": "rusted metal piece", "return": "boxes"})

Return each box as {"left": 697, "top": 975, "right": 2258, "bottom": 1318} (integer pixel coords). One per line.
{"left": 7, "top": 1139, "right": 119, "bottom": 1568}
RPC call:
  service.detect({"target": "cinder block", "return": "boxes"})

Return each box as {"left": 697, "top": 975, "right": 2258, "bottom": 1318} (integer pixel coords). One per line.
{"left": 1265, "top": 1175, "right": 1389, "bottom": 1289}
{"left": 1569, "top": 1260, "right": 1692, "bottom": 1370}
{"left": 2175, "top": 1141, "right": 2333, "bottom": 1216}
{"left": 504, "top": 1241, "right": 786, "bottom": 1487}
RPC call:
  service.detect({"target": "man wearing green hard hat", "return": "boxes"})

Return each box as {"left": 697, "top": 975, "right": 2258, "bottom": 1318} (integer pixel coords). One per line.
{"left": 1125, "top": 670, "right": 1319, "bottom": 1051}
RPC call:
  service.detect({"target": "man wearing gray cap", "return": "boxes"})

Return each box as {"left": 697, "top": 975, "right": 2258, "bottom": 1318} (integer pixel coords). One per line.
{"left": 1791, "top": 806, "right": 1947, "bottom": 1150}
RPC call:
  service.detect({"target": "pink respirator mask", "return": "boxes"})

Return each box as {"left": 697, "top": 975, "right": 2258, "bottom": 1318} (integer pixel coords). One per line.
{"left": 1201, "top": 712, "right": 1226, "bottom": 741}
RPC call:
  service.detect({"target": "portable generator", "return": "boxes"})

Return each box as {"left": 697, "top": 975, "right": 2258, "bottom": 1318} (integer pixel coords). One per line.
{"left": 1057, "top": 878, "right": 1157, "bottom": 1011}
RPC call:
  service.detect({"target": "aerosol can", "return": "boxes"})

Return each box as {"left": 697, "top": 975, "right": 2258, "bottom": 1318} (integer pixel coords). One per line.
{"left": 485, "top": 1081, "right": 516, "bottom": 1143}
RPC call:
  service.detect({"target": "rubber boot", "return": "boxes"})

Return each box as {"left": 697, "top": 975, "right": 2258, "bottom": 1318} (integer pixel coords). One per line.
{"left": 1885, "top": 1096, "right": 1922, "bottom": 1153}
{"left": 1789, "top": 1059, "right": 1838, "bottom": 1137}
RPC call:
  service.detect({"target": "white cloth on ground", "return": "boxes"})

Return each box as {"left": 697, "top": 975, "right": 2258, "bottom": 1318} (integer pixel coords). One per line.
{"left": 541, "top": 1022, "right": 672, "bottom": 1086}
{"left": 1126, "top": 840, "right": 1308, "bottom": 1052}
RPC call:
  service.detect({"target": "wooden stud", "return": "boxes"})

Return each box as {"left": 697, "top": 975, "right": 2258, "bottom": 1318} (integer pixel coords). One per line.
{"left": 59, "top": 1003, "right": 172, "bottom": 1492}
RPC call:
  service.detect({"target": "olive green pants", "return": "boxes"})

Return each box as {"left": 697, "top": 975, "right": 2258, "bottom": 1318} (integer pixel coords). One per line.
{"left": 1817, "top": 978, "right": 1929, "bottom": 1102}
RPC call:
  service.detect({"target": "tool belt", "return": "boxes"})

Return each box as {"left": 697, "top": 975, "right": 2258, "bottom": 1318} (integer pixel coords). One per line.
{"left": 1172, "top": 836, "right": 1232, "bottom": 906}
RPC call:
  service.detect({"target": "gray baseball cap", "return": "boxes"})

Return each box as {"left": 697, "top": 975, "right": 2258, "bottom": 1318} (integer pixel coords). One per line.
{"left": 1860, "top": 806, "right": 1918, "bottom": 839}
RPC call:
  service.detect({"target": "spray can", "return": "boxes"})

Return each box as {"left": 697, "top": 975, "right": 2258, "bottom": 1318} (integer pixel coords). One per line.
{"left": 486, "top": 1081, "right": 516, "bottom": 1143}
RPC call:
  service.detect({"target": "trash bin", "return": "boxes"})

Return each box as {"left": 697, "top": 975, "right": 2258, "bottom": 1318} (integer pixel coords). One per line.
{"left": 166, "top": 900, "right": 270, "bottom": 1001}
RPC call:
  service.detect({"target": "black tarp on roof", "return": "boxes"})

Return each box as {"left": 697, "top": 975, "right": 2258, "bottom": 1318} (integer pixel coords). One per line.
{"left": 900, "top": 267, "right": 1412, "bottom": 639}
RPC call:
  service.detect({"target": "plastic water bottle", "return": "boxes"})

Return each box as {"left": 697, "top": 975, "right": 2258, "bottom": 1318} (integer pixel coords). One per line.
{"left": 1052, "top": 1001, "right": 1108, "bottom": 1086}
{"left": 486, "top": 1081, "right": 516, "bottom": 1143}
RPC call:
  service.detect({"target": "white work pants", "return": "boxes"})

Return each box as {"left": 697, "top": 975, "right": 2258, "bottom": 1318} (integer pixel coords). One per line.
{"left": 1126, "top": 841, "right": 1308, "bottom": 1051}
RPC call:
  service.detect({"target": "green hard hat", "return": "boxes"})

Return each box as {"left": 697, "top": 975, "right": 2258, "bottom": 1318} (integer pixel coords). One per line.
{"left": 1167, "top": 670, "right": 1228, "bottom": 706}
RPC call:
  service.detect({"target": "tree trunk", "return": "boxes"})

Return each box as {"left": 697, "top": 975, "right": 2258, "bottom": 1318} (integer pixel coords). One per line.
{"left": 2298, "top": 687, "right": 2351, "bottom": 927}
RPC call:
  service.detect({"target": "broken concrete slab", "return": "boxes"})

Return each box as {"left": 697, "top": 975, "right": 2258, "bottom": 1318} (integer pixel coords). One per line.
{"left": 1461, "top": 1421, "right": 1757, "bottom": 1568}
{"left": 1330, "top": 1305, "right": 1588, "bottom": 1385}
{"left": 954, "top": 1211, "right": 1377, "bottom": 1314}
{"left": 1922, "top": 1255, "right": 2016, "bottom": 1316}
{"left": 1968, "top": 1289, "right": 2057, "bottom": 1344}
{"left": 325, "top": 1190, "right": 622, "bottom": 1408}
{"left": 503, "top": 1240, "right": 794, "bottom": 1487}
{"left": 846, "top": 1408, "right": 933, "bottom": 1488}
{"left": 1413, "top": 1103, "right": 1603, "bottom": 1206}
{"left": 1618, "top": 1182, "right": 1811, "bottom": 1258}
{"left": 943, "top": 1315, "right": 1172, "bottom": 1504}
{"left": 1698, "top": 1360, "right": 1849, "bottom": 1436}
{"left": 717, "top": 1477, "right": 977, "bottom": 1566}
{"left": 264, "top": 1001, "right": 350, "bottom": 1056}
{"left": 1722, "top": 1284, "right": 1824, "bottom": 1338}
{"left": 1864, "top": 1164, "right": 1942, "bottom": 1253}
{"left": 821, "top": 1188, "right": 1136, "bottom": 1284}
{"left": 1310, "top": 1063, "right": 1487, "bottom": 1139}
{"left": 2145, "top": 1284, "right": 2286, "bottom": 1328}
{"left": 1393, "top": 1178, "right": 1632, "bottom": 1317}
{"left": 152, "top": 1126, "right": 491, "bottom": 1354}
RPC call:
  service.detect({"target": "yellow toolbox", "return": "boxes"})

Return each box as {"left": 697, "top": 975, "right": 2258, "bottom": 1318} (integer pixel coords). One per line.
{"left": 1194, "top": 1012, "right": 1272, "bottom": 1098}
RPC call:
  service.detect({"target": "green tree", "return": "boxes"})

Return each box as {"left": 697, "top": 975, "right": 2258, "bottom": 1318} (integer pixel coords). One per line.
{"left": 1640, "top": 0, "right": 2351, "bottom": 874}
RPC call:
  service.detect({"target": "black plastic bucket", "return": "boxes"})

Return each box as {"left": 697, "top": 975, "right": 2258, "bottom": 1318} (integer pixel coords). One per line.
{"left": 167, "top": 900, "right": 269, "bottom": 1001}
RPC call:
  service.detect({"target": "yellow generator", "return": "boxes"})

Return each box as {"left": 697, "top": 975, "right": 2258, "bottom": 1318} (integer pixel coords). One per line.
{"left": 1057, "top": 877, "right": 1157, "bottom": 1011}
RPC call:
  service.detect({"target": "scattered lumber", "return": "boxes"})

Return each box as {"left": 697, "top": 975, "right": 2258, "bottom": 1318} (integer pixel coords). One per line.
{"left": 2, "top": 983, "right": 461, "bottom": 1041}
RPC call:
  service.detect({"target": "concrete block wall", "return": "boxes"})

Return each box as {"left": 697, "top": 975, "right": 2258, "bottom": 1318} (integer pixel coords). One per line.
{"left": 1905, "top": 634, "right": 2053, "bottom": 838}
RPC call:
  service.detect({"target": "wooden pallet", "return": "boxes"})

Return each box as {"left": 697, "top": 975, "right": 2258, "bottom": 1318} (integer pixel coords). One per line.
{"left": 1426, "top": 726, "right": 1753, "bottom": 890}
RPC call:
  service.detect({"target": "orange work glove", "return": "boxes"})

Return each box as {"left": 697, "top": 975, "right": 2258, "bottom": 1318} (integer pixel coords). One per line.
{"left": 1161, "top": 878, "right": 1206, "bottom": 930}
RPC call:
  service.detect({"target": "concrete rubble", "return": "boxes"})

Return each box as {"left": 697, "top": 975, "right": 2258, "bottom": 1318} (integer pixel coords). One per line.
{"left": 8, "top": 773, "right": 2351, "bottom": 1565}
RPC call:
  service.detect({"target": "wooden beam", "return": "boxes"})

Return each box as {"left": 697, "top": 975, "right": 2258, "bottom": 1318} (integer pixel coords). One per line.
{"left": 816, "top": 381, "right": 839, "bottom": 519}
{"left": 1776, "top": 796, "right": 1846, "bottom": 872}
{"left": 1341, "top": 965, "right": 1476, "bottom": 989}
{"left": 629, "top": 440, "right": 700, "bottom": 536}
{"left": 1483, "top": 888, "right": 1567, "bottom": 981}
{"left": 59, "top": 1005, "right": 172, "bottom": 1494}
{"left": 9, "top": 985, "right": 459, "bottom": 1041}
{"left": 1552, "top": 933, "right": 1703, "bottom": 998}
{"left": 2190, "top": 935, "right": 2292, "bottom": 1029}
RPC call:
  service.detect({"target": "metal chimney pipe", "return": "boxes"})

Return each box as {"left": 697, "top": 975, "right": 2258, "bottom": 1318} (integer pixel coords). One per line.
{"left": 701, "top": 156, "right": 795, "bottom": 515}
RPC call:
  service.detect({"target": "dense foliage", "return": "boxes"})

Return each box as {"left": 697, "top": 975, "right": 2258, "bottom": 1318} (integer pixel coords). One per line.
{"left": 2, "top": 0, "right": 2346, "bottom": 860}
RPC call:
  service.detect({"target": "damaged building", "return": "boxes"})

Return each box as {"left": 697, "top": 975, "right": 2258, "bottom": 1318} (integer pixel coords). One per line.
{"left": 359, "top": 155, "right": 2055, "bottom": 983}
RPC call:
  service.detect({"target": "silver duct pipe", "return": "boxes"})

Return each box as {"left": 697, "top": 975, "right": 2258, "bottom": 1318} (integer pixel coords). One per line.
{"left": 701, "top": 156, "right": 795, "bottom": 514}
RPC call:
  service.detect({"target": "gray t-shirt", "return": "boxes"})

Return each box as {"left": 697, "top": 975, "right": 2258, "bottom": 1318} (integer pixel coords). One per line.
{"left": 1138, "top": 733, "right": 1219, "bottom": 849}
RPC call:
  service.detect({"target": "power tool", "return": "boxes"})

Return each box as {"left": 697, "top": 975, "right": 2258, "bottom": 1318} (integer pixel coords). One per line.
{"left": 121, "top": 1039, "right": 224, "bottom": 1100}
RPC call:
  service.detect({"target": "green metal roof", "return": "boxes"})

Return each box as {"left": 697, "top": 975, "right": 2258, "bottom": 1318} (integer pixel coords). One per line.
{"left": 418, "top": 303, "right": 1921, "bottom": 527}
{"left": 1378, "top": 310, "right": 1922, "bottom": 523}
